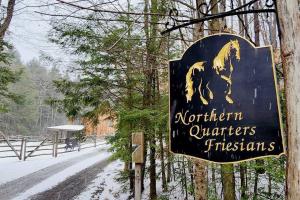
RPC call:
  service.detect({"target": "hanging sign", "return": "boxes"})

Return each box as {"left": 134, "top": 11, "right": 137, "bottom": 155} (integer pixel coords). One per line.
{"left": 169, "top": 33, "right": 285, "bottom": 163}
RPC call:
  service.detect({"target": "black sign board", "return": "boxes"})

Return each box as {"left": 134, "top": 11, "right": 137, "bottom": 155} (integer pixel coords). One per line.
{"left": 169, "top": 34, "right": 285, "bottom": 163}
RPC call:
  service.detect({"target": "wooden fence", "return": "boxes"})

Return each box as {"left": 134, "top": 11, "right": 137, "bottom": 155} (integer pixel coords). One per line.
{"left": 0, "top": 131, "right": 105, "bottom": 161}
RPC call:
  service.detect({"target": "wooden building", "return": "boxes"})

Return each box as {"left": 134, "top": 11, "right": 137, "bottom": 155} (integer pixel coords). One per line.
{"left": 84, "top": 114, "right": 116, "bottom": 136}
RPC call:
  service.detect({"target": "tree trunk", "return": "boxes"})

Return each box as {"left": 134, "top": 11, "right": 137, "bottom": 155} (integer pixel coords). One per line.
{"left": 193, "top": 158, "right": 208, "bottom": 200}
{"left": 277, "top": 0, "right": 300, "bottom": 200}
{"left": 188, "top": 159, "right": 195, "bottom": 199}
{"left": 182, "top": 157, "right": 188, "bottom": 199}
{"left": 149, "top": 138, "right": 157, "bottom": 199}
{"left": 243, "top": 0, "right": 249, "bottom": 39}
{"left": 221, "top": 164, "right": 236, "bottom": 200}
{"left": 268, "top": 172, "right": 272, "bottom": 197}
{"left": 239, "top": 164, "right": 247, "bottom": 199}
{"left": 253, "top": 1, "right": 260, "bottom": 46}
{"left": 192, "top": 1, "right": 208, "bottom": 200}
{"left": 159, "top": 130, "right": 167, "bottom": 191}
{"left": 193, "top": 0, "right": 204, "bottom": 39}
{"left": 166, "top": 138, "right": 172, "bottom": 182}
{"left": 141, "top": 139, "right": 148, "bottom": 192}
{"left": 211, "top": 164, "right": 217, "bottom": 196}
{"left": 208, "top": 0, "right": 220, "bottom": 34}
{"left": 238, "top": 0, "right": 244, "bottom": 36}
{"left": 253, "top": 170, "right": 259, "bottom": 199}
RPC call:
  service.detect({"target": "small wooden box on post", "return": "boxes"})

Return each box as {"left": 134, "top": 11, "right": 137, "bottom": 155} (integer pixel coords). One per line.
{"left": 132, "top": 132, "right": 144, "bottom": 200}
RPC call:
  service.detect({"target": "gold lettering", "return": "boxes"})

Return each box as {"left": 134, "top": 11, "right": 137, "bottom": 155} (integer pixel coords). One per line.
{"left": 256, "top": 142, "right": 266, "bottom": 151}
{"left": 204, "top": 139, "right": 215, "bottom": 153}
{"left": 268, "top": 142, "right": 275, "bottom": 151}
{"left": 188, "top": 114, "right": 195, "bottom": 123}
{"left": 189, "top": 125, "right": 203, "bottom": 140}
{"left": 226, "top": 112, "right": 233, "bottom": 120}
{"left": 221, "top": 139, "right": 226, "bottom": 151}
{"left": 215, "top": 142, "right": 222, "bottom": 151}
{"left": 226, "top": 142, "right": 233, "bottom": 151}
{"left": 243, "top": 127, "right": 250, "bottom": 135}
{"left": 212, "top": 127, "right": 219, "bottom": 136}
{"left": 240, "top": 138, "right": 245, "bottom": 151}
{"left": 228, "top": 126, "right": 234, "bottom": 136}
{"left": 232, "top": 142, "right": 239, "bottom": 151}
{"left": 202, "top": 127, "right": 210, "bottom": 137}
{"left": 219, "top": 112, "right": 225, "bottom": 121}
{"left": 196, "top": 114, "right": 203, "bottom": 122}
{"left": 235, "top": 127, "right": 242, "bottom": 136}
{"left": 250, "top": 126, "right": 256, "bottom": 135}
{"left": 246, "top": 142, "right": 255, "bottom": 151}
{"left": 175, "top": 111, "right": 189, "bottom": 125}
{"left": 209, "top": 109, "right": 217, "bottom": 121}
{"left": 204, "top": 113, "right": 209, "bottom": 122}
{"left": 220, "top": 127, "right": 227, "bottom": 136}
{"left": 234, "top": 112, "right": 243, "bottom": 120}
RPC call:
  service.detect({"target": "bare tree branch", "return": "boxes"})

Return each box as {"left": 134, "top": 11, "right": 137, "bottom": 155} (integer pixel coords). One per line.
{"left": 55, "top": 0, "right": 187, "bottom": 17}
{"left": 0, "top": 0, "right": 16, "bottom": 38}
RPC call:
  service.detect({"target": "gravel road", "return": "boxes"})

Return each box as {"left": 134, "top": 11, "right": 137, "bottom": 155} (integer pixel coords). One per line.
{"left": 0, "top": 149, "right": 110, "bottom": 200}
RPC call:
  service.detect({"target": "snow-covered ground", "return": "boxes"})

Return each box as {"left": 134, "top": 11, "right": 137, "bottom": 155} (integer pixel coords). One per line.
{"left": 13, "top": 151, "right": 111, "bottom": 200}
{"left": 0, "top": 141, "right": 107, "bottom": 185}
{"left": 74, "top": 160, "right": 130, "bottom": 200}
{"left": 75, "top": 159, "right": 194, "bottom": 200}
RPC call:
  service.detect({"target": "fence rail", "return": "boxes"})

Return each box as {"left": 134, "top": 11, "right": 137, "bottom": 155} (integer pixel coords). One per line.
{"left": 0, "top": 131, "right": 106, "bottom": 161}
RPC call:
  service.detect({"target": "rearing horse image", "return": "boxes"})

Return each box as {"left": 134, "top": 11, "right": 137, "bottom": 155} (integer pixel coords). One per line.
{"left": 185, "top": 40, "right": 240, "bottom": 105}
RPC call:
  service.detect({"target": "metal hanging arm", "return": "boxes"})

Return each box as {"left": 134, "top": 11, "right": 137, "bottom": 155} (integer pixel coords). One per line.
{"left": 161, "top": 0, "right": 279, "bottom": 36}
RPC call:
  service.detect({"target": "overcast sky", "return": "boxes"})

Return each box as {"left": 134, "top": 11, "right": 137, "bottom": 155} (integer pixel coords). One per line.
{"left": 6, "top": 0, "right": 145, "bottom": 65}
{"left": 7, "top": 0, "right": 64, "bottom": 64}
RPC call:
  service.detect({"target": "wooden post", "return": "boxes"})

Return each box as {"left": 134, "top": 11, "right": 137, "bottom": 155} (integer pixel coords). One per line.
{"left": 52, "top": 134, "right": 55, "bottom": 157}
{"left": 132, "top": 132, "right": 144, "bottom": 200}
{"left": 276, "top": 0, "right": 300, "bottom": 199}
{"left": 52, "top": 132, "right": 58, "bottom": 158}
{"left": 20, "top": 138, "right": 27, "bottom": 161}
{"left": 78, "top": 139, "right": 81, "bottom": 152}
{"left": 55, "top": 133, "right": 58, "bottom": 157}
{"left": 94, "top": 135, "right": 96, "bottom": 147}
{"left": 20, "top": 138, "right": 24, "bottom": 161}
{"left": 23, "top": 138, "right": 27, "bottom": 161}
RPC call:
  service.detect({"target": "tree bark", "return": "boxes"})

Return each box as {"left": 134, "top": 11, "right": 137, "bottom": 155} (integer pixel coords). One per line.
{"left": 0, "top": 0, "right": 16, "bottom": 39}
{"left": 276, "top": 0, "right": 300, "bottom": 200}
{"left": 211, "top": 164, "right": 217, "bottom": 196}
{"left": 192, "top": 1, "right": 208, "bottom": 200}
{"left": 243, "top": 0, "right": 249, "bottom": 39}
{"left": 208, "top": 0, "right": 220, "bottom": 34}
{"left": 193, "top": 158, "right": 208, "bottom": 200}
{"left": 221, "top": 164, "right": 236, "bottom": 200}
{"left": 239, "top": 164, "right": 247, "bottom": 199}
{"left": 149, "top": 138, "right": 157, "bottom": 199}
{"left": 166, "top": 138, "right": 172, "bottom": 183}
{"left": 159, "top": 130, "right": 167, "bottom": 191}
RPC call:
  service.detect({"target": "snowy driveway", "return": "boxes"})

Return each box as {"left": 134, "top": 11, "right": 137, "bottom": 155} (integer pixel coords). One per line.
{"left": 29, "top": 157, "right": 111, "bottom": 200}
{"left": 0, "top": 145, "right": 112, "bottom": 200}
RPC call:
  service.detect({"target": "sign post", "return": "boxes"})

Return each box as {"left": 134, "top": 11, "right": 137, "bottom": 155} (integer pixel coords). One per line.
{"left": 132, "top": 132, "right": 144, "bottom": 200}
{"left": 169, "top": 33, "right": 285, "bottom": 163}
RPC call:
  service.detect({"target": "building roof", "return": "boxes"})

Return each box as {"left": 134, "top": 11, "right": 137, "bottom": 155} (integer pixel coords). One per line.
{"left": 47, "top": 125, "right": 85, "bottom": 132}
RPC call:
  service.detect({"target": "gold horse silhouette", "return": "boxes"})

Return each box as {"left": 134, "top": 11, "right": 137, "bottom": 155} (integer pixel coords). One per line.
{"left": 185, "top": 40, "right": 240, "bottom": 105}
